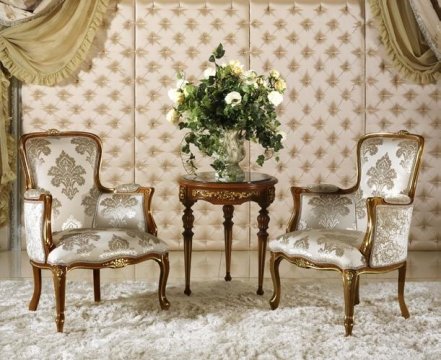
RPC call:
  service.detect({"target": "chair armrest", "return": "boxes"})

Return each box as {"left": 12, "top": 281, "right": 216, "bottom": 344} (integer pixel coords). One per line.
{"left": 306, "top": 183, "right": 341, "bottom": 193}
{"left": 23, "top": 189, "right": 54, "bottom": 263}
{"left": 383, "top": 195, "right": 411, "bottom": 205}
{"left": 94, "top": 184, "right": 157, "bottom": 236}
{"left": 361, "top": 196, "right": 414, "bottom": 268}
{"left": 114, "top": 183, "right": 141, "bottom": 193}
{"left": 24, "top": 189, "right": 49, "bottom": 199}
{"left": 287, "top": 184, "right": 357, "bottom": 232}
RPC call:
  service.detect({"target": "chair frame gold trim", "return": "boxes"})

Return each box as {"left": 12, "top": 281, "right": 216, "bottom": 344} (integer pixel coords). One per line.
{"left": 20, "top": 130, "right": 170, "bottom": 332}
{"left": 269, "top": 131, "right": 424, "bottom": 336}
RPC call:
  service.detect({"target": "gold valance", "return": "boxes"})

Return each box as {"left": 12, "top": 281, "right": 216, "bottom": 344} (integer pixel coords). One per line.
{"left": 369, "top": 0, "right": 441, "bottom": 85}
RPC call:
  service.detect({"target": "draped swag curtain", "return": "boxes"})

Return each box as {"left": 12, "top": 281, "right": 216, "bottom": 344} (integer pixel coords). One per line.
{"left": 369, "top": 0, "right": 441, "bottom": 85}
{"left": 409, "top": 0, "right": 441, "bottom": 61}
{"left": 0, "top": 0, "right": 110, "bottom": 225}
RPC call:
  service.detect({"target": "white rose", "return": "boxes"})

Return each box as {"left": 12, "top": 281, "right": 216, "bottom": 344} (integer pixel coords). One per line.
{"left": 244, "top": 70, "right": 257, "bottom": 86}
{"left": 166, "top": 108, "right": 180, "bottom": 125}
{"left": 268, "top": 91, "right": 283, "bottom": 106}
{"left": 176, "top": 79, "right": 188, "bottom": 89}
{"left": 245, "top": 70, "right": 257, "bottom": 78}
{"left": 274, "top": 78, "right": 286, "bottom": 92}
{"left": 168, "top": 89, "right": 184, "bottom": 104}
{"left": 225, "top": 91, "right": 242, "bottom": 107}
{"left": 270, "top": 69, "right": 280, "bottom": 79}
{"left": 168, "top": 88, "right": 178, "bottom": 102}
{"left": 228, "top": 60, "right": 243, "bottom": 75}
{"left": 203, "top": 67, "right": 216, "bottom": 79}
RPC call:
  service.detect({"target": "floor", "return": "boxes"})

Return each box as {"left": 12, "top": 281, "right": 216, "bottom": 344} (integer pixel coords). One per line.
{"left": 1, "top": 250, "right": 440, "bottom": 289}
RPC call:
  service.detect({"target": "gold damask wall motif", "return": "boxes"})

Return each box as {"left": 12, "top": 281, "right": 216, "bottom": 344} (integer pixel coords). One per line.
{"left": 20, "top": 0, "right": 441, "bottom": 251}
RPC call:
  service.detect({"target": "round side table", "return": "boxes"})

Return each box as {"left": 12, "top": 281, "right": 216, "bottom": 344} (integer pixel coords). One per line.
{"left": 178, "top": 172, "right": 278, "bottom": 295}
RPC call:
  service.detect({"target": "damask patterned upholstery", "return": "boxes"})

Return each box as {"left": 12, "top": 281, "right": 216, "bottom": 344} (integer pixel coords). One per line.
{"left": 19, "top": 130, "right": 170, "bottom": 332}
{"left": 94, "top": 193, "right": 146, "bottom": 230}
{"left": 26, "top": 135, "right": 101, "bottom": 231}
{"left": 48, "top": 228, "right": 167, "bottom": 266}
{"left": 269, "top": 131, "right": 424, "bottom": 336}
{"left": 270, "top": 229, "right": 366, "bottom": 269}
{"left": 296, "top": 192, "right": 357, "bottom": 231}
{"left": 355, "top": 137, "right": 419, "bottom": 232}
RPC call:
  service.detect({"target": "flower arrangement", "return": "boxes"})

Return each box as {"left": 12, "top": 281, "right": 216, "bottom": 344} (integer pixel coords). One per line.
{"left": 167, "top": 43, "right": 286, "bottom": 177}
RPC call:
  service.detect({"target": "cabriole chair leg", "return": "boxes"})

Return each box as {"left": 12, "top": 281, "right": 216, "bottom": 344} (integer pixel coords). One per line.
{"left": 398, "top": 263, "right": 410, "bottom": 319}
{"left": 29, "top": 265, "right": 42, "bottom": 311}
{"left": 156, "top": 253, "right": 170, "bottom": 310}
{"left": 354, "top": 276, "right": 360, "bottom": 306}
{"left": 342, "top": 270, "right": 357, "bottom": 336}
{"left": 52, "top": 266, "right": 67, "bottom": 333}
{"left": 269, "top": 252, "right": 283, "bottom": 310}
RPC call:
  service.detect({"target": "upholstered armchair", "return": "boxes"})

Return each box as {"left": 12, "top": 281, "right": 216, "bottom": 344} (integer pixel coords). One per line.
{"left": 19, "top": 130, "right": 170, "bottom": 332}
{"left": 268, "top": 131, "right": 424, "bottom": 336}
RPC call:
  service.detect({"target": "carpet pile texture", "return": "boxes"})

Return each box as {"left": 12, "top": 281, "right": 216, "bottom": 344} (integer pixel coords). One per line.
{"left": 1, "top": 279, "right": 440, "bottom": 359}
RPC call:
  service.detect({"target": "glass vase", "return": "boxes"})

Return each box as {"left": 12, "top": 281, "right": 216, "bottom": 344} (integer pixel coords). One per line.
{"left": 214, "top": 129, "right": 246, "bottom": 182}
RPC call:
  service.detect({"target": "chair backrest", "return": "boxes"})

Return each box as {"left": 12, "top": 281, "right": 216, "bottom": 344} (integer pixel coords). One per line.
{"left": 20, "top": 130, "right": 104, "bottom": 232}
{"left": 355, "top": 131, "right": 424, "bottom": 232}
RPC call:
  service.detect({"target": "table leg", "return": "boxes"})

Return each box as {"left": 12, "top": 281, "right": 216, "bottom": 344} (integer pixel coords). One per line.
{"left": 223, "top": 205, "right": 234, "bottom": 281}
{"left": 182, "top": 201, "right": 195, "bottom": 296}
{"left": 257, "top": 205, "right": 270, "bottom": 295}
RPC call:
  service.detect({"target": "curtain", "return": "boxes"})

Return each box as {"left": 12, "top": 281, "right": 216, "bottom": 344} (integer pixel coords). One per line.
{"left": 0, "top": 0, "right": 110, "bottom": 225}
{"left": 409, "top": 0, "right": 441, "bottom": 61}
{"left": 369, "top": 0, "right": 441, "bottom": 85}
{"left": 0, "top": 0, "right": 65, "bottom": 27}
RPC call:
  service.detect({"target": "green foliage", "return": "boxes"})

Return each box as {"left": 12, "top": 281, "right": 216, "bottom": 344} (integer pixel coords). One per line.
{"left": 167, "top": 43, "right": 286, "bottom": 172}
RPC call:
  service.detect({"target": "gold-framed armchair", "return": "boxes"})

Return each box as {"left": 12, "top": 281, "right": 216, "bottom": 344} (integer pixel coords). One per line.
{"left": 19, "top": 130, "right": 170, "bottom": 332}
{"left": 268, "top": 130, "right": 424, "bottom": 336}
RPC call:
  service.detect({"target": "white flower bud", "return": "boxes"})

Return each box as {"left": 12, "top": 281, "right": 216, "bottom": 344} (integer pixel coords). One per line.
{"left": 268, "top": 91, "right": 283, "bottom": 106}
{"left": 203, "top": 67, "right": 216, "bottom": 79}
{"left": 225, "top": 91, "right": 242, "bottom": 107}
{"left": 166, "top": 108, "right": 180, "bottom": 125}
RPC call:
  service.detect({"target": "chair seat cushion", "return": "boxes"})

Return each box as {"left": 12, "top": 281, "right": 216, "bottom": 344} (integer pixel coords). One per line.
{"left": 47, "top": 228, "right": 168, "bottom": 266}
{"left": 269, "top": 229, "right": 367, "bottom": 269}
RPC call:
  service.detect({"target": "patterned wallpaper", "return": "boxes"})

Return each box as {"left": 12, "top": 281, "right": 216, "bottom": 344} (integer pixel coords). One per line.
{"left": 21, "top": 0, "right": 441, "bottom": 251}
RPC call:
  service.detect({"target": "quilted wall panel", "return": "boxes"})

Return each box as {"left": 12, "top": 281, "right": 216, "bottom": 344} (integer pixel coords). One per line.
{"left": 365, "top": 5, "right": 441, "bottom": 249}
{"left": 134, "top": 0, "right": 251, "bottom": 250}
{"left": 20, "top": 0, "right": 441, "bottom": 251}
{"left": 248, "top": 0, "right": 365, "bottom": 247}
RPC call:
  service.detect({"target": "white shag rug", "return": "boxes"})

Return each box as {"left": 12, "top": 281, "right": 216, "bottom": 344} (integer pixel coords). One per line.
{"left": 1, "top": 279, "right": 441, "bottom": 360}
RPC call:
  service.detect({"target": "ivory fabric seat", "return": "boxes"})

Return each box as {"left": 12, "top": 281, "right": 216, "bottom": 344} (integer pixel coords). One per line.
{"left": 20, "top": 130, "right": 170, "bottom": 332}
{"left": 268, "top": 131, "right": 424, "bottom": 336}
{"left": 269, "top": 229, "right": 366, "bottom": 270}
{"left": 47, "top": 228, "right": 168, "bottom": 266}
